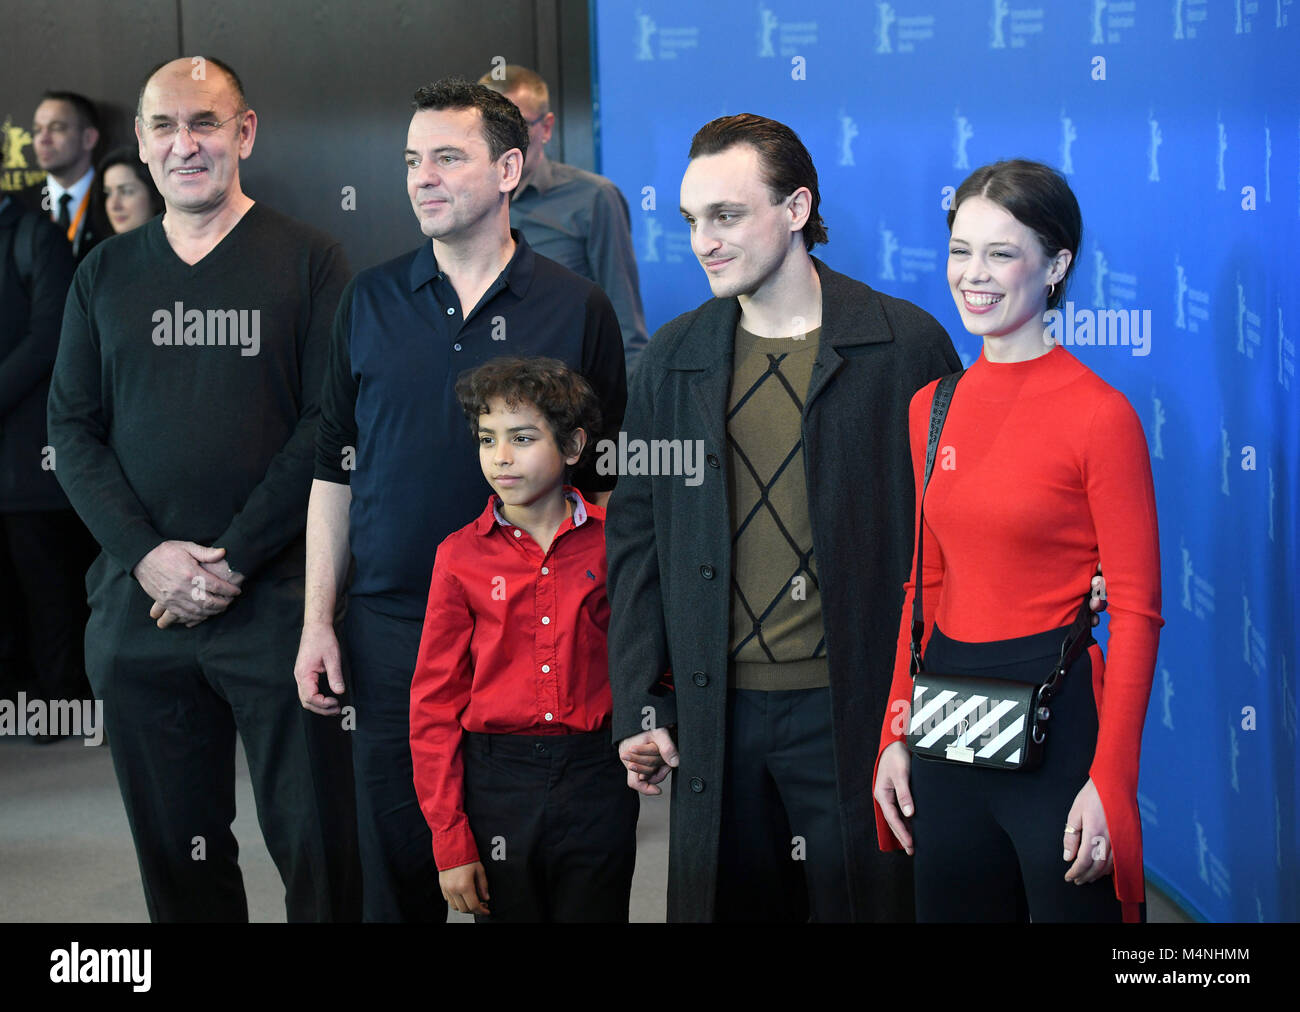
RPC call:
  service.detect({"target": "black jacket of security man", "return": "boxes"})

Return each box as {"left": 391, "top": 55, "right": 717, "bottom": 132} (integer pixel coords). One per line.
{"left": 0, "top": 195, "right": 95, "bottom": 704}
{"left": 16, "top": 179, "right": 113, "bottom": 264}
{"left": 0, "top": 196, "right": 75, "bottom": 511}
{"left": 606, "top": 257, "right": 962, "bottom": 922}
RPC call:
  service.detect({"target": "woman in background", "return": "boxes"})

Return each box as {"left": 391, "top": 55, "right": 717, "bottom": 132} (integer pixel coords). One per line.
{"left": 872, "top": 159, "right": 1163, "bottom": 923}
{"left": 98, "top": 146, "right": 162, "bottom": 234}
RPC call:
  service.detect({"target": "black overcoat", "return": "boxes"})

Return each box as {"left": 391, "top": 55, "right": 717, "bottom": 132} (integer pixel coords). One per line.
{"left": 606, "top": 256, "right": 962, "bottom": 921}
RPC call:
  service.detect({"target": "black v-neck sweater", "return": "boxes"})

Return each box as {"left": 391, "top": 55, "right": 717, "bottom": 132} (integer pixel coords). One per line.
{"left": 48, "top": 202, "right": 349, "bottom": 580}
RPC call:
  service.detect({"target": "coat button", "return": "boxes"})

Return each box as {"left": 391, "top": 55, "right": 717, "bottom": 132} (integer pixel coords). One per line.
{"left": 692, "top": 671, "right": 708, "bottom": 687}
{"left": 689, "top": 777, "right": 705, "bottom": 793}
{"left": 700, "top": 564, "right": 714, "bottom": 579}
{"left": 706, "top": 453, "right": 720, "bottom": 468}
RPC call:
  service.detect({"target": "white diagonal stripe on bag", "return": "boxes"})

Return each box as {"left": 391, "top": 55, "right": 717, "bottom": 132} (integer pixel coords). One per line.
{"left": 975, "top": 714, "right": 1026, "bottom": 759}
{"left": 963, "top": 699, "right": 1019, "bottom": 745}
{"left": 1005, "top": 749, "right": 1021, "bottom": 764}
{"left": 916, "top": 695, "right": 988, "bottom": 748}
{"left": 910, "top": 689, "right": 956, "bottom": 733}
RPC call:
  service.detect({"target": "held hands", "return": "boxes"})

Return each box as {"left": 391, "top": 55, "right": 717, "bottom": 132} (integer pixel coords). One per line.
{"left": 873, "top": 740, "right": 914, "bottom": 855}
{"left": 1063, "top": 777, "right": 1114, "bottom": 885}
{"left": 618, "top": 727, "right": 678, "bottom": 796}
{"left": 134, "top": 542, "right": 244, "bottom": 629}
{"left": 440, "top": 861, "right": 490, "bottom": 916}
{"left": 294, "top": 621, "right": 347, "bottom": 715}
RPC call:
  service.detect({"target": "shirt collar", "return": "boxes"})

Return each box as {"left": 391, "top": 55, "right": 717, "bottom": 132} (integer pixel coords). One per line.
{"left": 409, "top": 227, "right": 536, "bottom": 298}
{"left": 46, "top": 167, "right": 94, "bottom": 209}
{"left": 474, "top": 486, "right": 590, "bottom": 535}
{"left": 515, "top": 156, "right": 556, "bottom": 199}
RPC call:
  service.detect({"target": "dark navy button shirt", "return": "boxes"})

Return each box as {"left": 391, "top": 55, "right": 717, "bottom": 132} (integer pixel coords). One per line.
{"left": 315, "top": 229, "right": 625, "bottom": 619}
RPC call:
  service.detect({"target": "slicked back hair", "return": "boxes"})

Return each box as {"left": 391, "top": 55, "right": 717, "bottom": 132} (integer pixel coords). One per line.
{"left": 688, "top": 113, "right": 828, "bottom": 251}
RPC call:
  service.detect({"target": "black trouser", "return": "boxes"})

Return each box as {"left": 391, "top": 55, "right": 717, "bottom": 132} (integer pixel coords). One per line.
{"left": 714, "top": 686, "right": 852, "bottom": 922}
{"left": 85, "top": 559, "right": 360, "bottom": 922}
{"left": 462, "top": 728, "right": 639, "bottom": 922}
{"left": 910, "top": 625, "right": 1141, "bottom": 923}
{"left": 343, "top": 596, "right": 446, "bottom": 922}
{"left": 0, "top": 509, "right": 97, "bottom": 701}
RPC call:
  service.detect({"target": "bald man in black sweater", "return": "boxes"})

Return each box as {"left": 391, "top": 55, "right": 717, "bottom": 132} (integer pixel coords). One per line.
{"left": 47, "top": 57, "right": 359, "bottom": 922}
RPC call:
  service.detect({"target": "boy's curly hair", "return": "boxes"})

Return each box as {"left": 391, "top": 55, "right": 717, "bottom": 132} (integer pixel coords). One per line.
{"left": 455, "top": 356, "right": 602, "bottom": 468}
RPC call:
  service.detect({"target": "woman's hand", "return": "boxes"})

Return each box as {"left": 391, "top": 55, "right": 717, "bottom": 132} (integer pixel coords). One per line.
{"left": 1063, "top": 778, "right": 1114, "bottom": 884}
{"left": 873, "top": 741, "right": 915, "bottom": 855}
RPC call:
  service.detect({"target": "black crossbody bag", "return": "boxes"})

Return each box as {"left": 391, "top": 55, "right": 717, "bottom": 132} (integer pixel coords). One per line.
{"left": 905, "top": 371, "right": 1093, "bottom": 771}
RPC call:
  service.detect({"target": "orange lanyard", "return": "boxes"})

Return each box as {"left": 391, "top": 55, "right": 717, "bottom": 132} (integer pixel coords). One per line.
{"left": 57, "top": 187, "right": 92, "bottom": 243}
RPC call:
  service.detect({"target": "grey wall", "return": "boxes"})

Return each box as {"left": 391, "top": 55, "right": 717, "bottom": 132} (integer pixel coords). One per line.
{"left": 1, "top": 0, "right": 594, "bottom": 270}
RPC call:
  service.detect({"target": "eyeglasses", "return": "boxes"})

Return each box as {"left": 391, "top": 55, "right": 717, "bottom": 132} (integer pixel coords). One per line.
{"left": 523, "top": 112, "right": 548, "bottom": 128}
{"left": 145, "top": 112, "right": 245, "bottom": 140}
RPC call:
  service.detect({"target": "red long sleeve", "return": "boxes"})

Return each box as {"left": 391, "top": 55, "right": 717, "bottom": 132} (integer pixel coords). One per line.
{"left": 410, "top": 548, "right": 480, "bottom": 871}
{"left": 409, "top": 490, "right": 614, "bottom": 872}
{"left": 873, "top": 347, "right": 1163, "bottom": 914}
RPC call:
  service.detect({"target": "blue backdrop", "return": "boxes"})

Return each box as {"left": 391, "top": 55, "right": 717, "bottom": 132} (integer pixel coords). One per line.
{"left": 594, "top": 0, "right": 1298, "bottom": 922}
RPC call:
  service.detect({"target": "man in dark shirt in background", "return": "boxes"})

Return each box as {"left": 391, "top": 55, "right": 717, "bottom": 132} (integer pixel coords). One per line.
{"left": 480, "top": 65, "right": 648, "bottom": 370}
{"left": 294, "top": 77, "right": 624, "bottom": 922}
{"left": 606, "top": 114, "right": 961, "bottom": 923}
{"left": 47, "top": 56, "right": 359, "bottom": 922}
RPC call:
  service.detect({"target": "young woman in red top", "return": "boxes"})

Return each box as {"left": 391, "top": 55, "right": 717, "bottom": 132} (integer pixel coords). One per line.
{"left": 872, "top": 160, "right": 1163, "bottom": 922}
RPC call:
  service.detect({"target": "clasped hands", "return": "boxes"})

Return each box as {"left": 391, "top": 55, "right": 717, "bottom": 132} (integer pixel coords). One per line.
{"left": 618, "top": 726, "right": 679, "bottom": 796}
{"left": 133, "top": 540, "right": 245, "bottom": 629}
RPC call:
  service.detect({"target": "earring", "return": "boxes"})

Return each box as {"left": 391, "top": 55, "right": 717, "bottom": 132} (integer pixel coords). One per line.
{"left": 1048, "top": 282, "right": 1056, "bottom": 299}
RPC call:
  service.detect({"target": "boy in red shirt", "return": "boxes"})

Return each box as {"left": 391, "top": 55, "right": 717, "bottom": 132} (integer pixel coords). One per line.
{"left": 409, "top": 356, "right": 639, "bottom": 921}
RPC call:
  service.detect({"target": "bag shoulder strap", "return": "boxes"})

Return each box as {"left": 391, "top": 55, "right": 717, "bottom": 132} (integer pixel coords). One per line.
{"left": 909, "top": 371, "right": 962, "bottom": 674}
{"left": 908, "top": 368, "right": 1095, "bottom": 684}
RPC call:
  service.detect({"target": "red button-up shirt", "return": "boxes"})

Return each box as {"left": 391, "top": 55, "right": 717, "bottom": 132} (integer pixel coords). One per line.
{"left": 410, "top": 488, "right": 613, "bottom": 871}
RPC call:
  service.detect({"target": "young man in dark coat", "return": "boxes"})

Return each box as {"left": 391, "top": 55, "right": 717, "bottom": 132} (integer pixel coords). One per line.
{"left": 605, "top": 114, "right": 962, "bottom": 922}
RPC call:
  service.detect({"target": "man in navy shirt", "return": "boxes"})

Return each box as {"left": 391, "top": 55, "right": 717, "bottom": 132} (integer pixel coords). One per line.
{"left": 294, "top": 77, "right": 625, "bottom": 922}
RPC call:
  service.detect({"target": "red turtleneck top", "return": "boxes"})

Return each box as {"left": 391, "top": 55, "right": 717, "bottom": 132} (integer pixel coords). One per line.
{"left": 874, "top": 345, "right": 1163, "bottom": 923}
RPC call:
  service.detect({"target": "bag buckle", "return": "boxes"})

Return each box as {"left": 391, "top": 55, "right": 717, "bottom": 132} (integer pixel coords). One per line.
{"left": 945, "top": 718, "right": 975, "bottom": 763}
{"left": 1032, "top": 704, "right": 1051, "bottom": 744}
